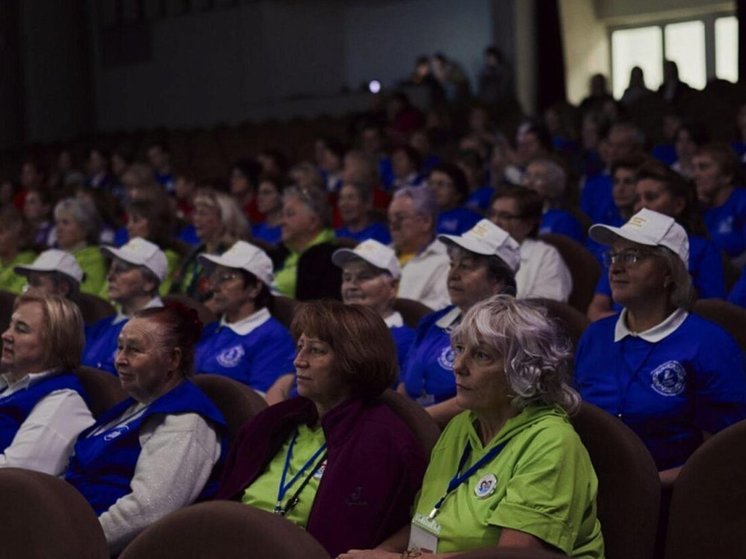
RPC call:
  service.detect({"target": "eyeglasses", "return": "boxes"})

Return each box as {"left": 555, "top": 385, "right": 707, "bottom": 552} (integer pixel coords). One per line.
{"left": 388, "top": 213, "right": 421, "bottom": 227}
{"left": 109, "top": 261, "right": 138, "bottom": 275}
{"left": 210, "top": 271, "right": 242, "bottom": 285}
{"left": 489, "top": 211, "right": 524, "bottom": 222}
{"left": 603, "top": 249, "right": 654, "bottom": 267}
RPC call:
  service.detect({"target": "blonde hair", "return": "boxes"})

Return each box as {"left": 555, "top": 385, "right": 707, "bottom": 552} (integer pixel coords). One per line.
{"left": 193, "top": 188, "right": 249, "bottom": 245}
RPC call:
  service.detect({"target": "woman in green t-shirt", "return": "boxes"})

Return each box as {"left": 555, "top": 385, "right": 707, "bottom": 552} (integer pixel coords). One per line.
{"left": 340, "top": 295, "right": 604, "bottom": 559}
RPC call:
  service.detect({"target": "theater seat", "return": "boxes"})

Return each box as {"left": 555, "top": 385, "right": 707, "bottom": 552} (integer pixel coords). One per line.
{"left": 527, "top": 298, "right": 590, "bottom": 350}
{"left": 571, "top": 403, "right": 660, "bottom": 559}
{"left": 664, "top": 419, "right": 746, "bottom": 559}
{"left": 76, "top": 365, "right": 127, "bottom": 418}
{"left": 692, "top": 298, "right": 746, "bottom": 351}
{"left": 193, "top": 374, "right": 267, "bottom": 445}
{"left": 393, "top": 297, "right": 432, "bottom": 328}
{"left": 0, "top": 289, "right": 15, "bottom": 334}
{"left": 75, "top": 292, "right": 115, "bottom": 324}
{"left": 0, "top": 468, "right": 108, "bottom": 559}
{"left": 273, "top": 295, "right": 299, "bottom": 329}
{"left": 119, "top": 501, "right": 331, "bottom": 559}
{"left": 539, "top": 233, "right": 601, "bottom": 313}
{"left": 162, "top": 294, "right": 217, "bottom": 327}
{"left": 378, "top": 388, "right": 441, "bottom": 455}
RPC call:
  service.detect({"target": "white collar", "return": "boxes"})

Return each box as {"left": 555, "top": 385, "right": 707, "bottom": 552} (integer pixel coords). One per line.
{"left": 614, "top": 308, "right": 688, "bottom": 343}
{"left": 112, "top": 296, "right": 164, "bottom": 325}
{"left": 0, "top": 369, "right": 61, "bottom": 395}
{"left": 220, "top": 307, "right": 272, "bottom": 335}
{"left": 384, "top": 311, "right": 404, "bottom": 328}
{"left": 435, "top": 306, "right": 462, "bottom": 329}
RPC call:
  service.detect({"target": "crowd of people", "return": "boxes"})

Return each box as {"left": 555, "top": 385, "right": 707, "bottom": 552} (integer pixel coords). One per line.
{"left": 0, "top": 50, "right": 745, "bottom": 557}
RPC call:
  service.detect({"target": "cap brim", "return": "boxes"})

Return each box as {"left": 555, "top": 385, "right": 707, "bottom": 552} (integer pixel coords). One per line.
{"left": 588, "top": 223, "right": 658, "bottom": 248}
{"left": 198, "top": 252, "right": 236, "bottom": 270}
{"left": 101, "top": 246, "right": 147, "bottom": 267}
{"left": 331, "top": 248, "right": 359, "bottom": 269}
{"left": 437, "top": 234, "right": 494, "bottom": 256}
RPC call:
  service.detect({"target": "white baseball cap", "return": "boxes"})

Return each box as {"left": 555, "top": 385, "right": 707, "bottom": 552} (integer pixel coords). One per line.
{"left": 438, "top": 219, "right": 521, "bottom": 273}
{"left": 199, "top": 241, "right": 273, "bottom": 286}
{"left": 15, "top": 249, "right": 84, "bottom": 285}
{"left": 332, "top": 239, "right": 401, "bottom": 279}
{"left": 101, "top": 237, "right": 168, "bottom": 282}
{"left": 589, "top": 208, "right": 689, "bottom": 266}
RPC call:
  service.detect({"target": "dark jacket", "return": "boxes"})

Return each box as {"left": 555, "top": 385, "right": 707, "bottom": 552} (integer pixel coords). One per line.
{"left": 270, "top": 242, "right": 342, "bottom": 301}
{"left": 215, "top": 396, "right": 427, "bottom": 557}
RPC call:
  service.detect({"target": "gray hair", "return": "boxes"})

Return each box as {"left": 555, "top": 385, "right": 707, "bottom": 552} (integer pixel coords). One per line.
{"left": 393, "top": 185, "right": 438, "bottom": 227}
{"left": 656, "top": 247, "right": 696, "bottom": 310}
{"left": 452, "top": 295, "right": 580, "bottom": 414}
{"left": 283, "top": 185, "right": 331, "bottom": 228}
{"left": 193, "top": 188, "right": 249, "bottom": 245}
{"left": 54, "top": 197, "right": 101, "bottom": 245}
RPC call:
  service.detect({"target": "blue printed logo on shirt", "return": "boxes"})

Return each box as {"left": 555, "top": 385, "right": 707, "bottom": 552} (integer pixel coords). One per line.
{"left": 216, "top": 345, "right": 245, "bottom": 368}
{"left": 650, "top": 361, "right": 686, "bottom": 397}
{"left": 104, "top": 424, "right": 130, "bottom": 441}
{"left": 437, "top": 347, "right": 456, "bottom": 370}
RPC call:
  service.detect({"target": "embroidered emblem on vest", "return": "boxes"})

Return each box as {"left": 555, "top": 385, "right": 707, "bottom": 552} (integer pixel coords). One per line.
{"left": 104, "top": 424, "right": 130, "bottom": 441}
{"left": 437, "top": 346, "right": 455, "bottom": 370}
{"left": 650, "top": 360, "right": 686, "bottom": 396}
{"left": 216, "top": 345, "right": 245, "bottom": 368}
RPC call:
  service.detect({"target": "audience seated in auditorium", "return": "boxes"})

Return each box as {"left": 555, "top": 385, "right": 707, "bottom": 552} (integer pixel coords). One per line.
{"left": 230, "top": 158, "right": 263, "bottom": 224}
{"left": 251, "top": 175, "right": 285, "bottom": 246}
{"left": 428, "top": 163, "right": 481, "bottom": 235}
{"left": 400, "top": 219, "right": 519, "bottom": 427}
{"left": 195, "top": 241, "right": 295, "bottom": 392}
{"left": 335, "top": 182, "right": 391, "bottom": 244}
{"left": 489, "top": 187, "right": 572, "bottom": 301}
{"left": 14, "top": 249, "right": 83, "bottom": 301}
{"left": 65, "top": 304, "right": 226, "bottom": 554}
{"left": 0, "top": 293, "right": 94, "bottom": 474}
{"left": 23, "top": 187, "right": 56, "bottom": 248}
{"left": 387, "top": 186, "right": 450, "bottom": 310}
{"left": 0, "top": 207, "right": 36, "bottom": 294}
{"left": 147, "top": 141, "right": 176, "bottom": 193}
{"left": 215, "top": 301, "right": 427, "bottom": 559}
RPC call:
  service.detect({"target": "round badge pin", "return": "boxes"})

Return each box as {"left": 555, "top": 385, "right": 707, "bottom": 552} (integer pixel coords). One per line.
{"left": 474, "top": 473, "right": 497, "bottom": 498}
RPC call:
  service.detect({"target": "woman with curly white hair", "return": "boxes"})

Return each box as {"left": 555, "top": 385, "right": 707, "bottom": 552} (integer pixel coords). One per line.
{"left": 341, "top": 295, "right": 604, "bottom": 559}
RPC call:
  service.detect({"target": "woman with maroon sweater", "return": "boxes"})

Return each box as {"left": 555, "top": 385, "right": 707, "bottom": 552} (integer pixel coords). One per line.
{"left": 215, "top": 300, "right": 427, "bottom": 558}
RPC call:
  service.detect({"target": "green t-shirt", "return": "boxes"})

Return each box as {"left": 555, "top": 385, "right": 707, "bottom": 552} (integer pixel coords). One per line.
{"left": 74, "top": 245, "right": 107, "bottom": 297}
{"left": 412, "top": 406, "right": 604, "bottom": 558}
{"left": 241, "top": 424, "right": 327, "bottom": 529}
{"left": 273, "top": 229, "right": 335, "bottom": 298}
{"left": 0, "top": 251, "right": 37, "bottom": 294}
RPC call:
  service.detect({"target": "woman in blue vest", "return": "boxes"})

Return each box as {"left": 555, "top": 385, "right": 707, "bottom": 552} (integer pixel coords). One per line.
{"left": 194, "top": 240, "right": 295, "bottom": 392}
{"left": 0, "top": 293, "right": 93, "bottom": 474}
{"left": 65, "top": 304, "right": 227, "bottom": 554}
{"left": 576, "top": 208, "right": 746, "bottom": 487}
{"left": 400, "top": 219, "right": 520, "bottom": 427}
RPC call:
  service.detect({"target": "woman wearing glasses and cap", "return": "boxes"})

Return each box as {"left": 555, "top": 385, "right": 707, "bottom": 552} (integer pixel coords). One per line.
{"left": 194, "top": 241, "right": 295, "bottom": 393}
{"left": 575, "top": 208, "right": 746, "bottom": 487}
{"left": 82, "top": 238, "right": 167, "bottom": 374}
{"left": 400, "top": 219, "right": 520, "bottom": 427}
{"left": 15, "top": 249, "right": 84, "bottom": 301}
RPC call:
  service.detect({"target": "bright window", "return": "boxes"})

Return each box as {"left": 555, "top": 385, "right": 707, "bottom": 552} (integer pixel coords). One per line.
{"left": 715, "top": 16, "right": 739, "bottom": 82}
{"left": 611, "top": 26, "right": 663, "bottom": 98}
{"left": 664, "top": 21, "right": 706, "bottom": 89}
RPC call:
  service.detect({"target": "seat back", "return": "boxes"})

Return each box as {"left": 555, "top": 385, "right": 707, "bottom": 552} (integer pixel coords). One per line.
{"left": 0, "top": 468, "right": 108, "bottom": 559}
{"left": 378, "top": 388, "right": 441, "bottom": 456}
{"left": 76, "top": 366, "right": 127, "bottom": 418}
{"left": 539, "top": 233, "right": 601, "bottom": 313}
{"left": 119, "top": 501, "right": 331, "bottom": 559}
{"left": 527, "top": 298, "right": 590, "bottom": 350}
{"left": 273, "top": 295, "right": 299, "bottom": 329}
{"left": 0, "top": 289, "right": 15, "bottom": 334}
{"left": 75, "top": 292, "right": 115, "bottom": 324}
{"left": 571, "top": 403, "right": 660, "bottom": 559}
{"left": 692, "top": 298, "right": 746, "bottom": 351}
{"left": 393, "top": 297, "right": 433, "bottom": 328}
{"left": 664, "top": 419, "right": 746, "bottom": 559}
{"left": 192, "top": 374, "right": 267, "bottom": 445}
{"left": 162, "top": 294, "right": 216, "bottom": 327}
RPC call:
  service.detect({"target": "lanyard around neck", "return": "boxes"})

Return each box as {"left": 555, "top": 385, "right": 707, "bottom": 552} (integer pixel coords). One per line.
{"left": 428, "top": 437, "right": 510, "bottom": 520}
{"left": 274, "top": 429, "right": 327, "bottom": 516}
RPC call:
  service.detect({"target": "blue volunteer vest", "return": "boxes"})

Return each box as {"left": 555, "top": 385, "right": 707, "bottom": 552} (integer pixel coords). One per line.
{"left": 0, "top": 372, "right": 86, "bottom": 451}
{"left": 65, "top": 380, "right": 226, "bottom": 515}
{"left": 82, "top": 316, "right": 126, "bottom": 375}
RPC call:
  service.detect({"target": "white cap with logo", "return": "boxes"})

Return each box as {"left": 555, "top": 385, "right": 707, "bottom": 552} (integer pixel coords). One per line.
{"left": 438, "top": 219, "right": 521, "bottom": 273}
{"left": 199, "top": 241, "right": 274, "bottom": 286}
{"left": 102, "top": 237, "right": 169, "bottom": 282}
{"left": 15, "top": 249, "right": 84, "bottom": 285}
{"left": 589, "top": 208, "right": 689, "bottom": 266}
{"left": 332, "top": 239, "right": 401, "bottom": 279}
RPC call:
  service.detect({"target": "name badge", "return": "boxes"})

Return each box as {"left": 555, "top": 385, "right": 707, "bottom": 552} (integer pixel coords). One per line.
{"left": 410, "top": 513, "right": 440, "bottom": 553}
{"left": 474, "top": 473, "right": 497, "bottom": 498}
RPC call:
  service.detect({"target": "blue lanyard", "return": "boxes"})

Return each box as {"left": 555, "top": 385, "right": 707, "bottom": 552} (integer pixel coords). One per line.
{"left": 428, "top": 437, "right": 510, "bottom": 520}
{"left": 274, "top": 429, "right": 327, "bottom": 516}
